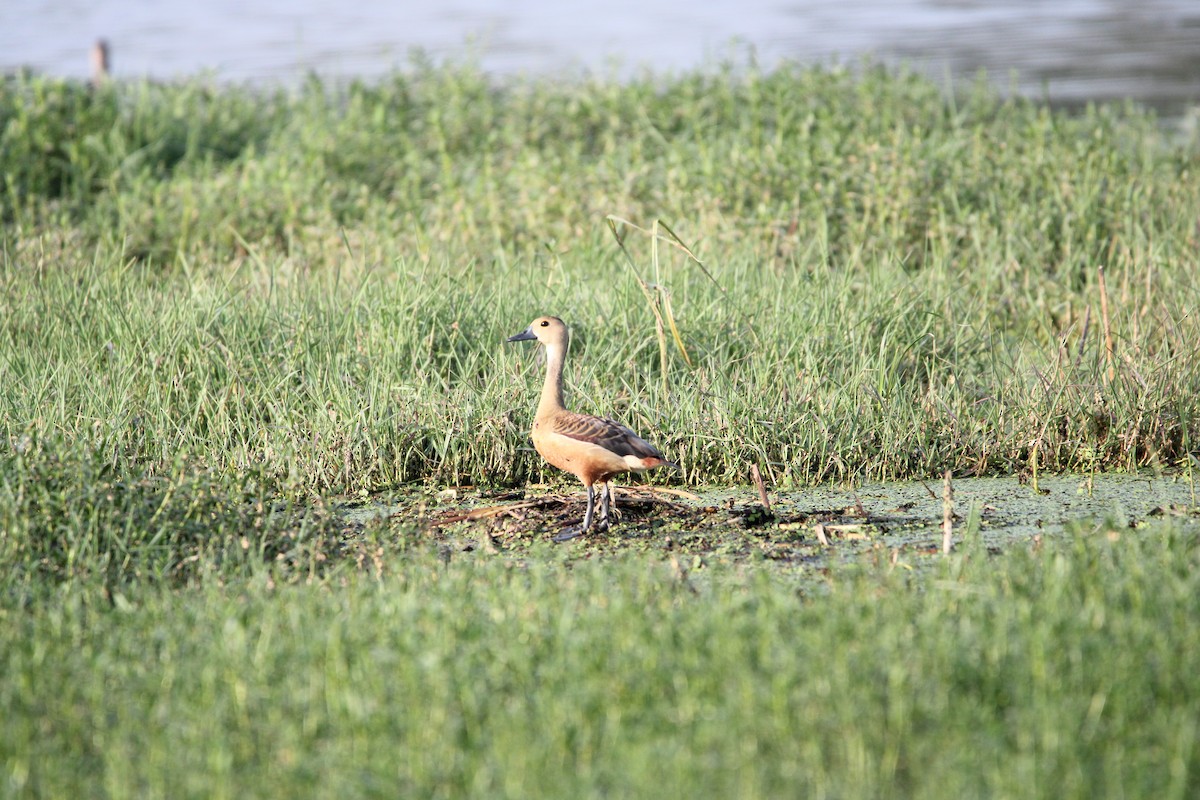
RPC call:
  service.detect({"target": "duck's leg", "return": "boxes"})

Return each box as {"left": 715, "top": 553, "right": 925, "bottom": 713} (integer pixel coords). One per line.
{"left": 554, "top": 484, "right": 595, "bottom": 542}
{"left": 581, "top": 484, "right": 596, "bottom": 532}
{"left": 597, "top": 482, "right": 613, "bottom": 530}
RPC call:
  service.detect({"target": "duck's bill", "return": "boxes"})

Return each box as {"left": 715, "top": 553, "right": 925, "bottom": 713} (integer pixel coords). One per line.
{"left": 507, "top": 328, "right": 536, "bottom": 342}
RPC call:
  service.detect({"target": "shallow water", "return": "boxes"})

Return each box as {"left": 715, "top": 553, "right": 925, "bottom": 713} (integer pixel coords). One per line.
{"left": 341, "top": 472, "right": 1200, "bottom": 564}
{"left": 3, "top": 1, "right": 1198, "bottom": 114}
{"left": 764, "top": 472, "right": 1200, "bottom": 551}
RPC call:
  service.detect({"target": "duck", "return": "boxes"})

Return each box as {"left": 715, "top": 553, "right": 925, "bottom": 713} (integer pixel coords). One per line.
{"left": 507, "top": 315, "right": 677, "bottom": 540}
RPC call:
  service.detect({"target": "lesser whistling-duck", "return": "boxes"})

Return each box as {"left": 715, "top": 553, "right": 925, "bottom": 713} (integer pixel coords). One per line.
{"left": 507, "top": 315, "right": 677, "bottom": 540}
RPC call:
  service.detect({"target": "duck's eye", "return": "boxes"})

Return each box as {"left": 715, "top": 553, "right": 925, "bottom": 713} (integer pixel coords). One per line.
{"left": 540, "top": 320, "right": 550, "bottom": 327}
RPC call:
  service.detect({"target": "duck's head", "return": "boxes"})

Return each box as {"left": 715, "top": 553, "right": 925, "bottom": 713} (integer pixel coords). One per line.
{"left": 507, "top": 316, "right": 568, "bottom": 347}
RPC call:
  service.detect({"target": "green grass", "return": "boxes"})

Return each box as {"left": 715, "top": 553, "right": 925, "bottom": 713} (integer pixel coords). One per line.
{"left": 2, "top": 59, "right": 1200, "bottom": 797}
{"left": 3, "top": 61, "right": 1198, "bottom": 501}
{"left": 3, "top": 524, "right": 1199, "bottom": 798}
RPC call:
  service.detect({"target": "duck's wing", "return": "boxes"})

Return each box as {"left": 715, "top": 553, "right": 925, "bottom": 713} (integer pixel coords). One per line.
{"left": 552, "top": 411, "right": 669, "bottom": 462}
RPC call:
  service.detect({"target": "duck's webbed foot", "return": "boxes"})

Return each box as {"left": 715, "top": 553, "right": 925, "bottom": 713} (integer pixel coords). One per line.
{"left": 552, "top": 526, "right": 585, "bottom": 542}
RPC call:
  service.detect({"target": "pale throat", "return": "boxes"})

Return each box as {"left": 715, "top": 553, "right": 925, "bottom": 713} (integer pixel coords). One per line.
{"left": 536, "top": 339, "right": 567, "bottom": 417}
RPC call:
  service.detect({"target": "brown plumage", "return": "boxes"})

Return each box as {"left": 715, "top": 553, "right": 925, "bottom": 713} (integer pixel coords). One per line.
{"left": 507, "top": 315, "right": 677, "bottom": 539}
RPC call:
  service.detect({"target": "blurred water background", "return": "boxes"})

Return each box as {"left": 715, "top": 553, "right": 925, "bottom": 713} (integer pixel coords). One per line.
{"left": 2, "top": 0, "right": 1198, "bottom": 114}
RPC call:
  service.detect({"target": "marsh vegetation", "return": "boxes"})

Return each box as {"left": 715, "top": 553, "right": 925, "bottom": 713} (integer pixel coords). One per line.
{"left": 2, "top": 61, "right": 1199, "bottom": 797}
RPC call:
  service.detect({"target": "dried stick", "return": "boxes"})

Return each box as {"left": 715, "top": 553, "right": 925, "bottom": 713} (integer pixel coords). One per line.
{"left": 942, "top": 470, "right": 954, "bottom": 555}
{"left": 751, "top": 463, "right": 771, "bottom": 513}
{"left": 1098, "top": 265, "right": 1115, "bottom": 383}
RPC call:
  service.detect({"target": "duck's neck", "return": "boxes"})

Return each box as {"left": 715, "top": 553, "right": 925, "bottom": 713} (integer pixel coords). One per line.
{"left": 536, "top": 339, "right": 567, "bottom": 418}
